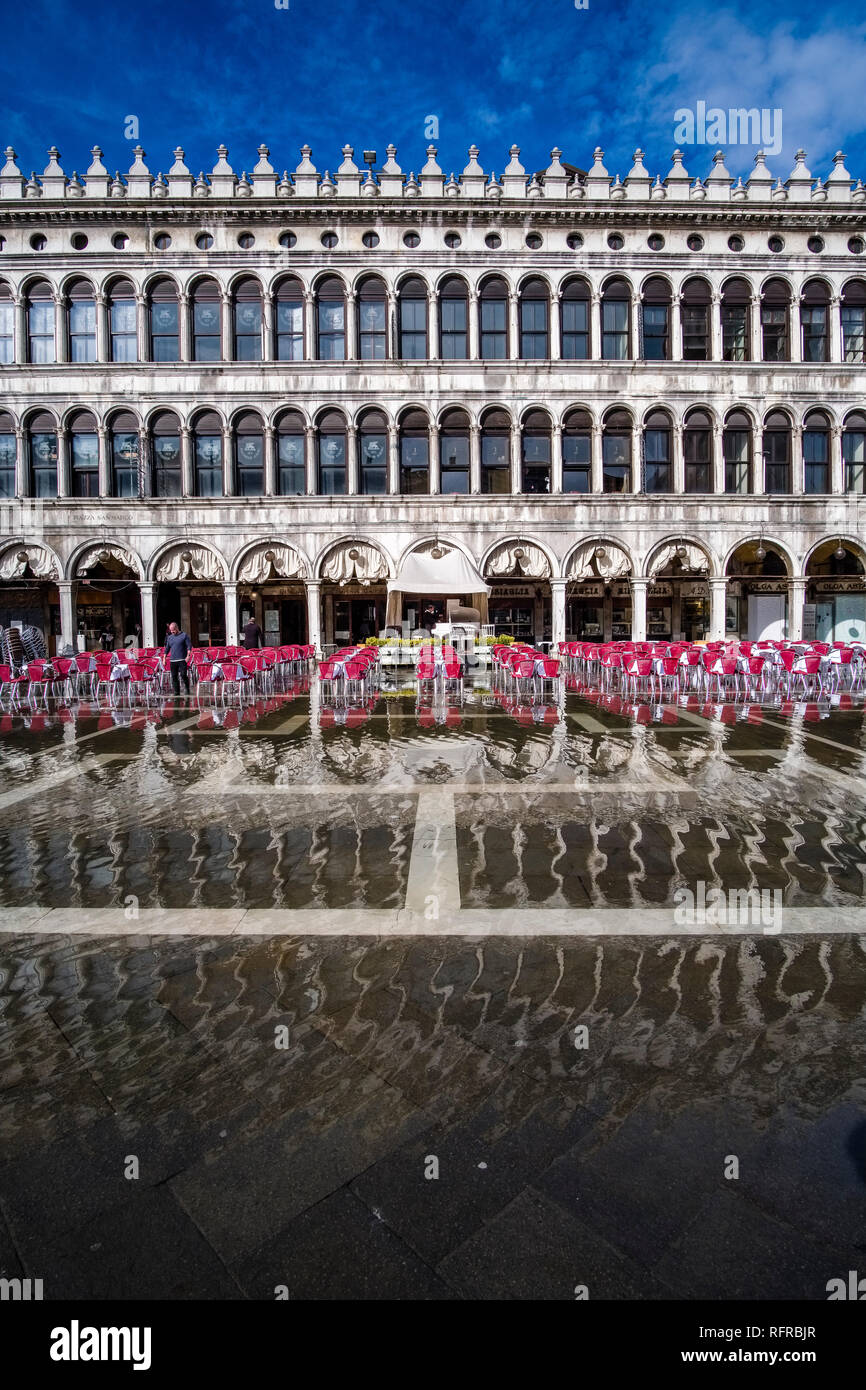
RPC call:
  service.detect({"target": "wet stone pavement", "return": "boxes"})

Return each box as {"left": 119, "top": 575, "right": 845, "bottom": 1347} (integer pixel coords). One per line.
{"left": 0, "top": 675, "right": 865, "bottom": 1299}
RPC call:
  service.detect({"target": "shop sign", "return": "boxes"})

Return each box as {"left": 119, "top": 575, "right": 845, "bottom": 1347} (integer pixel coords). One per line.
{"left": 749, "top": 580, "right": 788, "bottom": 593}
{"left": 490, "top": 584, "right": 536, "bottom": 598}
{"left": 679, "top": 581, "right": 709, "bottom": 598}
{"left": 649, "top": 582, "right": 672, "bottom": 597}
{"left": 613, "top": 582, "right": 631, "bottom": 598}
{"left": 571, "top": 582, "right": 604, "bottom": 598}
{"left": 812, "top": 579, "right": 866, "bottom": 593}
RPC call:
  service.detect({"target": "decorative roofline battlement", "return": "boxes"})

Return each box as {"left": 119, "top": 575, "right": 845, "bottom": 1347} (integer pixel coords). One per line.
{"left": 0, "top": 142, "right": 863, "bottom": 206}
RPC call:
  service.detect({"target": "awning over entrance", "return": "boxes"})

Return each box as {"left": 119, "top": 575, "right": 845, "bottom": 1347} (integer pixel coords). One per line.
{"left": 387, "top": 544, "right": 489, "bottom": 597}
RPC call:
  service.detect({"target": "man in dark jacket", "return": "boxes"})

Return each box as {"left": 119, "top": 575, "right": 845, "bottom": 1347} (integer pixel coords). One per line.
{"left": 243, "top": 616, "right": 264, "bottom": 649}
{"left": 164, "top": 622, "right": 191, "bottom": 695}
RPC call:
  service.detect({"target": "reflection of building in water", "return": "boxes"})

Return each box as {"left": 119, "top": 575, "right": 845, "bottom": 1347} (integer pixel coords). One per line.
{"left": 1, "top": 137, "right": 865, "bottom": 651}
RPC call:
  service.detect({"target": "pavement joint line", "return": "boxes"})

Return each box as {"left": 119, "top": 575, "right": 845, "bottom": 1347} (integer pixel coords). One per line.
{"left": 183, "top": 780, "right": 702, "bottom": 797}
{"left": 405, "top": 786, "right": 461, "bottom": 914}
{"left": 760, "top": 714, "right": 866, "bottom": 759}
{"left": 0, "top": 752, "right": 138, "bottom": 811}
{"left": 4, "top": 904, "right": 866, "bottom": 937}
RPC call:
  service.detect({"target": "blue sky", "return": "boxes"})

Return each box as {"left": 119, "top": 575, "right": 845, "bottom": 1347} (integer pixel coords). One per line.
{"left": 1, "top": 0, "right": 865, "bottom": 186}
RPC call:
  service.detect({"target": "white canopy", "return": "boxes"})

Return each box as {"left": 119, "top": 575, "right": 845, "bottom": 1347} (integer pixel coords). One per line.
{"left": 387, "top": 545, "right": 489, "bottom": 595}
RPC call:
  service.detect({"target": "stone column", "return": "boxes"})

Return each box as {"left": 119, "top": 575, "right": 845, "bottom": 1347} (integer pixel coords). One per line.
{"left": 58, "top": 580, "right": 78, "bottom": 651}
{"left": 670, "top": 295, "right": 682, "bottom": 361}
{"left": 180, "top": 426, "right": 193, "bottom": 497}
{"left": 345, "top": 291, "right": 357, "bottom": 361}
{"left": 829, "top": 295, "right": 842, "bottom": 364}
{"left": 306, "top": 581, "right": 322, "bottom": 654}
{"left": 264, "top": 424, "right": 276, "bottom": 497}
{"left": 95, "top": 291, "right": 108, "bottom": 363}
{"left": 468, "top": 290, "right": 479, "bottom": 360}
{"left": 672, "top": 419, "right": 684, "bottom": 493}
{"left": 56, "top": 428, "right": 69, "bottom": 498}
{"left": 428, "top": 294, "right": 439, "bottom": 361}
{"left": 591, "top": 424, "right": 603, "bottom": 494}
{"left": 788, "top": 577, "right": 806, "bottom": 640}
{"left": 139, "top": 582, "right": 157, "bottom": 648}
{"left": 178, "top": 291, "right": 190, "bottom": 361}
{"left": 549, "top": 297, "right": 561, "bottom": 361}
{"left": 631, "top": 578, "right": 648, "bottom": 641}
{"left": 750, "top": 296, "right": 762, "bottom": 363}
{"left": 631, "top": 296, "right": 641, "bottom": 360}
{"left": 388, "top": 425, "right": 399, "bottom": 493}
{"left": 14, "top": 294, "right": 25, "bottom": 364}
{"left": 630, "top": 424, "right": 640, "bottom": 493}
{"left": 262, "top": 292, "right": 274, "bottom": 360}
{"left": 710, "top": 293, "right": 722, "bottom": 361}
{"left": 97, "top": 424, "right": 110, "bottom": 496}
{"left": 469, "top": 423, "right": 481, "bottom": 494}
{"left": 223, "top": 581, "right": 239, "bottom": 647}
{"left": 305, "top": 425, "right": 316, "bottom": 494}
{"left": 591, "top": 293, "right": 602, "bottom": 359}
{"left": 831, "top": 425, "right": 844, "bottom": 494}
{"left": 510, "top": 424, "right": 522, "bottom": 494}
{"left": 222, "top": 423, "right": 234, "bottom": 496}
{"left": 789, "top": 298, "right": 802, "bottom": 364}
{"left": 752, "top": 422, "right": 764, "bottom": 494}
{"left": 387, "top": 292, "right": 398, "bottom": 359}
{"left": 304, "top": 292, "right": 315, "bottom": 360}
{"left": 429, "top": 422, "right": 440, "bottom": 494}
{"left": 712, "top": 424, "right": 724, "bottom": 494}
{"left": 551, "top": 423, "right": 563, "bottom": 493}
{"left": 508, "top": 291, "right": 519, "bottom": 359}
{"left": 221, "top": 292, "right": 232, "bottom": 362}
{"left": 791, "top": 424, "right": 803, "bottom": 495}
{"left": 709, "top": 577, "right": 727, "bottom": 641}
{"left": 551, "top": 578, "right": 567, "bottom": 648}
{"left": 346, "top": 425, "right": 358, "bottom": 494}
{"left": 55, "top": 293, "right": 67, "bottom": 363}
{"left": 136, "top": 293, "right": 149, "bottom": 362}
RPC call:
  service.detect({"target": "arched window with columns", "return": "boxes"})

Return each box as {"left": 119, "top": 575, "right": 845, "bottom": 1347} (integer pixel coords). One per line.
{"left": 358, "top": 408, "right": 388, "bottom": 494}
{"left": 67, "top": 279, "right": 96, "bottom": 363}
{"left": 150, "top": 412, "right": 182, "bottom": 497}
{"left": 561, "top": 278, "right": 590, "bottom": 359}
{"left": 0, "top": 412, "right": 16, "bottom": 497}
{"left": 357, "top": 277, "right": 387, "bottom": 360}
{"left": 108, "top": 279, "right": 137, "bottom": 362}
{"left": 643, "top": 409, "right": 672, "bottom": 492}
{"left": 398, "top": 278, "right": 428, "bottom": 359}
{"left": 0, "top": 283, "right": 13, "bottom": 364}
{"left": 641, "top": 278, "right": 671, "bottom": 360}
{"left": 843, "top": 410, "right": 866, "bottom": 493}
{"left": 439, "top": 408, "right": 470, "bottom": 493}
{"left": 234, "top": 411, "right": 264, "bottom": 496}
{"left": 841, "top": 279, "right": 866, "bottom": 363}
{"left": 110, "top": 411, "right": 140, "bottom": 497}
{"left": 521, "top": 409, "right": 551, "bottom": 493}
{"left": 69, "top": 410, "right": 99, "bottom": 497}
{"left": 721, "top": 277, "right": 750, "bottom": 361}
{"left": 519, "top": 278, "right": 549, "bottom": 359}
{"left": 803, "top": 409, "right": 830, "bottom": 493}
{"left": 801, "top": 279, "right": 830, "bottom": 363}
{"left": 148, "top": 279, "right": 179, "bottom": 362}
{"left": 27, "top": 281, "right": 55, "bottom": 364}
{"left": 723, "top": 409, "right": 751, "bottom": 494}
{"left": 27, "top": 411, "right": 58, "bottom": 497}
{"left": 399, "top": 408, "right": 430, "bottom": 493}
{"left": 480, "top": 407, "right": 511, "bottom": 493}
{"left": 763, "top": 410, "right": 792, "bottom": 493}
{"left": 601, "top": 278, "right": 630, "bottom": 360}
{"left": 602, "top": 408, "right": 631, "bottom": 492}
{"left": 276, "top": 410, "right": 305, "bottom": 495}
{"left": 681, "top": 277, "right": 711, "bottom": 360}
{"left": 192, "top": 279, "right": 221, "bottom": 361}
{"left": 562, "top": 409, "right": 591, "bottom": 492}
{"left": 276, "top": 276, "right": 304, "bottom": 360}
{"left": 684, "top": 408, "right": 712, "bottom": 492}
{"left": 761, "top": 279, "right": 791, "bottom": 361}
{"left": 479, "top": 276, "right": 508, "bottom": 359}
{"left": 439, "top": 277, "right": 468, "bottom": 359}
{"left": 317, "top": 409, "right": 347, "bottom": 494}
{"left": 316, "top": 278, "right": 345, "bottom": 361}
{"left": 233, "top": 278, "right": 262, "bottom": 361}
{"left": 192, "top": 410, "right": 223, "bottom": 497}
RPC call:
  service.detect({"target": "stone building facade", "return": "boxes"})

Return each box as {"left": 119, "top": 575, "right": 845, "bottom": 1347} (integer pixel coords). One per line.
{"left": 0, "top": 138, "right": 864, "bottom": 653}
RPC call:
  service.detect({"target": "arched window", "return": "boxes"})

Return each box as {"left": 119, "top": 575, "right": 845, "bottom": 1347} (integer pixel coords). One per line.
{"left": 110, "top": 411, "right": 139, "bottom": 498}
{"left": 841, "top": 280, "right": 866, "bottom": 364}
{"left": 721, "top": 278, "right": 750, "bottom": 362}
{"left": 28, "top": 411, "right": 58, "bottom": 497}
{"left": 803, "top": 409, "right": 830, "bottom": 493}
{"left": 641, "top": 278, "right": 671, "bottom": 360}
{"left": 357, "top": 277, "right": 386, "bottom": 360}
{"left": 801, "top": 280, "right": 830, "bottom": 363}
{"left": 601, "top": 278, "right": 630, "bottom": 360}
{"left": 67, "top": 280, "right": 96, "bottom": 363}
{"left": 0, "top": 411, "right": 16, "bottom": 498}
{"left": 276, "top": 277, "right": 304, "bottom": 361}
{"left": 69, "top": 411, "right": 99, "bottom": 497}
{"left": 27, "top": 281, "right": 55, "bottom": 364}
{"left": 439, "top": 277, "right": 468, "bottom": 359}
{"left": 439, "top": 408, "right": 469, "bottom": 494}
{"left": 724, "top": 409, "right": 751, "bottom": 494}
{"left": 480, "top": 408, "right": 511, "bottom": 493}
{"left": 193, "top": 411, "right": 223, "bottom": 497}
{"left": 317, "top": 410, "right": 346, "bottom": 494}
{"left": 763, "top": 410, "right": 791, "bottom": 493}
{"left": 521, "top": 410, "right": 551, "bottom": 493}
{"left": 562, "top": 408, "right": 591, "bottom": 493}
{"left": 479, "top": 277, "right": 508, "bottom": 359}
{"left": 519, "top": 278, "right": 549, "bottom": 359}
{"left": 643, "top": 409, "right": 672, "bottom": 492}
{"left": 561, "top": 279, "right": 590, "bottom": 360}
{"left": 399, "top": 278, "right": 428, "bottom": 359}
{"left": 276, "top": 411, "right": 305, "bottom": 495}
{"left": 316, "top": 278, "right": 345, "bottom": 361}
{"left": 233, "top": 279, "right": 262, "bottom": 362}
{"left": 684, "top": 408, "right": 712, "bottom": 493}
{"left": 234, "top": 412, "right": 264, "bottom": 496}
{"left": 602, "top": 408, "right": 631, "bottom": 492}
{"left": 681, "top": 278, "right": 711, "bottom": 360}
{"left": 843, "top": 410, "right": 866, "bottom": 494}
{"left": 0, "top": 283, "right": 15, "bottom": 364}
{"left": 108, "top": 280, "right": 137, "bottom": 362}
{"left": 149, "top": 280, "right": 179, "bottom": 362}
{"left": 358, "top": 409, "right": 388, "bottom": 495}
{"left": 399, "top": 409, "right": 429, "bottom": 493}
{"left": 150, "top": 412, "right": 182, "bottom": 497}
{"left": 761, "top": 279, "right": 790, "bottom": 361}
{"left": 192, "top": 280, "right": 221, "bottom": 361}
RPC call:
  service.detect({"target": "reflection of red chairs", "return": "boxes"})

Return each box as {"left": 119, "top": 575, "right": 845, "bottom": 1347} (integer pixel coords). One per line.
{"left": 319, "top": 706, "right": 336, "bottom": 728}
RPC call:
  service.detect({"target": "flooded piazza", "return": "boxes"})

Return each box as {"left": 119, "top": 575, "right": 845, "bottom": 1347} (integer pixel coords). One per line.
{"left": 1, "top": 674, "right": 865, "bottom": 1300}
